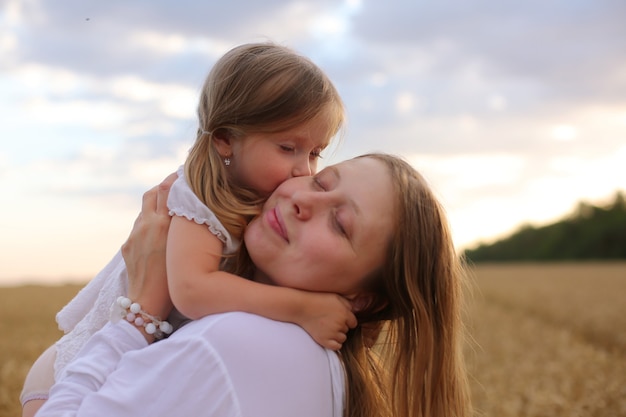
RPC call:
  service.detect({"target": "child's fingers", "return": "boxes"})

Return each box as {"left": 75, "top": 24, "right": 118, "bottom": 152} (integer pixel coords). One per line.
{"left": 331, "top": 295, "right": 358, "bottom": 328}
{"left": 346, "top": 312, "right": 358, "bottom": 329}
{"left": 331, "top": 332, "right": 348, "bottom": 351}
{"left": 321, "top": 330, "right": 348, "bottom": 351}
{"left": 326, "top": 339, "right": 343, "bottom": 351}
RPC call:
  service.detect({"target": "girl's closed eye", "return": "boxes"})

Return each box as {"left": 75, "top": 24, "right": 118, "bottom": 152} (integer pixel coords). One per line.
{"left": 310, "top": 148, "right": 323, "bottom": 160}
{"left": 279, "top": 144, "right": 295, "bottom": 153}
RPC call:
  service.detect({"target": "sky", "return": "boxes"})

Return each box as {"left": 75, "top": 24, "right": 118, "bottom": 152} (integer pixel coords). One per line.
{"left": 1, "top": 0, "right": 625, "bottom": 285}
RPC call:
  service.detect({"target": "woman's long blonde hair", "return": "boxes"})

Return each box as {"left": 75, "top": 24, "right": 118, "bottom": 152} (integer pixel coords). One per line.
{"left": 341, "top": 153, "right": 471, "bottom": 417}
{"left": 185, "top": 42, "right": 345, "bottom": 241}
{"left": 223, "top": 152, "right": 471, "bottom": 415}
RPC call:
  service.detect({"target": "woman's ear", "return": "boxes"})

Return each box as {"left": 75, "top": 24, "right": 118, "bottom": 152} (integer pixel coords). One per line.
{"left": 212, "top": 129, "right": 233, "bottom": 158}
{"left": 348, "top": 291, "right": 389, "bottom": 319}
{"left": 350, "top": 293, "right": 373, "bottom": 313}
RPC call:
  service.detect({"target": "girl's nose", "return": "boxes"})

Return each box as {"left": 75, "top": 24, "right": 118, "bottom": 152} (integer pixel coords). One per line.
{"left": 291, "top": 157, "right": 312, "bottom": 177}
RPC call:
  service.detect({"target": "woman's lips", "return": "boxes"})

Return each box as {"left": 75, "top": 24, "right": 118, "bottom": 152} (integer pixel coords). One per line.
{"left": 266, "top": 206, "right": 288, "bottom": 242}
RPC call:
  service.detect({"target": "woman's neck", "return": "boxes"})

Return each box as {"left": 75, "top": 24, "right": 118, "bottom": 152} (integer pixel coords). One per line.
{"left": 251, "top": 269, "right": 273, "bottom": 286}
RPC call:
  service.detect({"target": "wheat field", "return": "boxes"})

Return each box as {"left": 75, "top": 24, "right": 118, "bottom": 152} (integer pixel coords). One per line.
{"left": 465, "top": 262, "right": 626, "bottom": 417}
{"left": 1, "top": 262, "right": 625, "bottom": 417}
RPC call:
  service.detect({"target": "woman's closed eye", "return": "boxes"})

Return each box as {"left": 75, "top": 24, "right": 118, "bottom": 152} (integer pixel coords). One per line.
{"left": 313, "top": 176, "right": 349, "bottom": 238}
{"left": 332, "top": 211, "right": 348, "bottom": 237}
{"left": 312, "top": 175, "right": 326, "bottom": 191}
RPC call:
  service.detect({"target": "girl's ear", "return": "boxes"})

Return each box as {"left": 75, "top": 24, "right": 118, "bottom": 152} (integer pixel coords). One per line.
{"left": 212, "top": 129, "right": 233, "bottom": 158}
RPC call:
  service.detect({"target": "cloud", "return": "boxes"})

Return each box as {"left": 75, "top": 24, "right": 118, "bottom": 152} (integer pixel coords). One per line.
{"left": 2, "top": 0, "right": 625, "bottom": 282}
{"left": 351, "top": 1, "right": 626, "bottom": 102}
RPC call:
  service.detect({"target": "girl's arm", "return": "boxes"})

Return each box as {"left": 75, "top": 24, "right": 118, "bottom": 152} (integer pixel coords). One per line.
{"left": 167, "top": 216, "right": 357, "bottom": 350}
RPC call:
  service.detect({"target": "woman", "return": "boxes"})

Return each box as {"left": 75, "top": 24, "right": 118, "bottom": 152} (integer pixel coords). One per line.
{"left": 36, "top": 154, "right": 471, "bottom": 417}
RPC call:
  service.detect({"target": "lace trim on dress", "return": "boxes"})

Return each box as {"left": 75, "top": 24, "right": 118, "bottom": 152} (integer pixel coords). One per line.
{"left": 168, "top": 207, "right": 228, "bottom": 244}
{"left": 167, "top": 166, "right": 239, "bottom": 255}
{"left": 55, "top": 251, "right": 128, "bottom": 380}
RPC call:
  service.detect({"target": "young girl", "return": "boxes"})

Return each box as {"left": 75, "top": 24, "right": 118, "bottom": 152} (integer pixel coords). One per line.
{"left": 21, "top": 42, "right": 352, "bottom": 414}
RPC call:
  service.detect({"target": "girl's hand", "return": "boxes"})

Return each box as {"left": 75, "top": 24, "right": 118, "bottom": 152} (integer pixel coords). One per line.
{"left": 297, "top": 292, "right": 357, "bottom": 350}
{"left": 121, "top": 173, "right": 177, "bottom": 341}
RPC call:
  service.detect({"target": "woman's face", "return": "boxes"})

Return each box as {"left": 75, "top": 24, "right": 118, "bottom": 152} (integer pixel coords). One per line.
{"left": 245, "top": 157, "right": 395, "bottom": 297}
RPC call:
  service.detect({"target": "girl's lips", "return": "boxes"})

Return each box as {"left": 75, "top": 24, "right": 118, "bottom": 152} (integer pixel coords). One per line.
{"left": 266, "top": 206, "right": 288, "bottom": 241}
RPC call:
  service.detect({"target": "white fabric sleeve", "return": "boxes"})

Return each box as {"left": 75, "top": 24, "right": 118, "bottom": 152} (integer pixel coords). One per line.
{"left": 37, "top": 313, "right": 344, "bottom": 417}
{"left": 37, "top": 320, "right": 242, "bottom": 417}
{"left": 167, "top": 165, "right": 239, "bottom": 254}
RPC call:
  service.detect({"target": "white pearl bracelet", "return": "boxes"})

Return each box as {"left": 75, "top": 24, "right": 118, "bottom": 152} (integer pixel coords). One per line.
{"left": 111, "top": 296, "right": 173, "bottom": 339}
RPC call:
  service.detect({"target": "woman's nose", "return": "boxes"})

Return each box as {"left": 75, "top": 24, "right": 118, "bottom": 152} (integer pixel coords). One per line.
{"left": 292, "top": 191, "right": 313, "bottom": 220}
{"left": 291, "top": 190, "right": 330, "bottom": 220}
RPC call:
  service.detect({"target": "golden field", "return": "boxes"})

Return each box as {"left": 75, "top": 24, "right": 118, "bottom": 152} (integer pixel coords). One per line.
{"left": 1, "top": 262, "right": 625, "bottom": 417}
{"left": 0, "top": 284, "right": 81, "bottom": 417}
{"left": 465, "top": 262, "right": 626, "bottom": 417}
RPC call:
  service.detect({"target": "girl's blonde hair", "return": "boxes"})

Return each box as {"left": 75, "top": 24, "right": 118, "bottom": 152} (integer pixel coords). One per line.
{"left": 185, "top": 42, "right": 345, "bottom": 241}
{"left": 341, "top": 153, "right": 471, "bottom": 417}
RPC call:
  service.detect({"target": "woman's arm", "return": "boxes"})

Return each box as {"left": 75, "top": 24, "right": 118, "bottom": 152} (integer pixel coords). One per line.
{"left": 38, "top": 314, "right": 343, "bottom": 417}
{"left": 120, "top": 174, "right": 177, "bottom": 341}
{"left": 36, "top": 174, "right": 224, "bottom": 416}
{"left": 37, "top": 174, "right": 238, "bottom": 416}
{"left": 166, "top": 215, "right": 357, "bottom": 350}
{"left": 37, "top": 319, "right": 245, "bottom": 417}
{"left": 36, "top": 322, "right": 149, "bottom": 416}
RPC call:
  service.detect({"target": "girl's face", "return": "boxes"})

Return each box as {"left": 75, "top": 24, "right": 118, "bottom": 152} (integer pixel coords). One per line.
{"left": 227, "top": 111, "right": 334, "bottom": 197}
{"left": 245, "top": 157, "right": 395, "bottom": 297}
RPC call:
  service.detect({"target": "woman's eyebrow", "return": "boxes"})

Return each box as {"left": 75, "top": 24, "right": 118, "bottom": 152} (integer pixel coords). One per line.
{"left": 327, "top": 166, "right": 340, "bottom": 181}
{"left": 329, "top": 166, "right": 361, "bottom": 216}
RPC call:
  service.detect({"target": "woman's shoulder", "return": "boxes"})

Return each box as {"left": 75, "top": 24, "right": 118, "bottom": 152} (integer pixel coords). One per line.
{"left": 180, "top": 313, "right": 316, "bottom": 346}
{"left": 173, "top": 313, "right": 343, "bottom": 416}
{"left": 176, "top": 312, "right": 333, "bottom": 369}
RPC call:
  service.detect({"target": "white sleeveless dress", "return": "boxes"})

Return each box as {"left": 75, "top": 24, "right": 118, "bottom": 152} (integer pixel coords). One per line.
{"left": 53, "top": 166, "right": 239, "bottom": 380}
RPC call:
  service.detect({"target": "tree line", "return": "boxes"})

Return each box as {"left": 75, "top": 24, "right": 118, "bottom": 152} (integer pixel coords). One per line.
{"left": 463, "top": 191, "right": 626, "bottom": 262}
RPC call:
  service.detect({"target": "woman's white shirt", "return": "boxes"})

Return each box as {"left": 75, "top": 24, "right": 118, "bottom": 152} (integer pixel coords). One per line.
{"left": 38, "top": 312, "right": 345, "bottom": 417}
